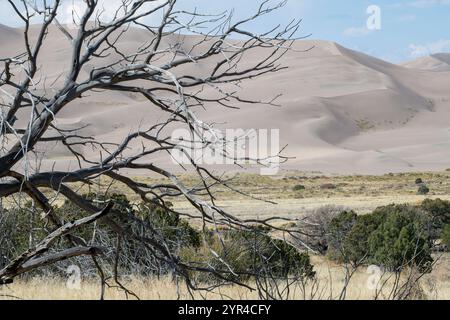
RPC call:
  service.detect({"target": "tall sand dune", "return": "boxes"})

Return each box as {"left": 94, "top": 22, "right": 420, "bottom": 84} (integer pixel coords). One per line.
{"left": 1, "top": 26, "right": 449, "bottom": 174}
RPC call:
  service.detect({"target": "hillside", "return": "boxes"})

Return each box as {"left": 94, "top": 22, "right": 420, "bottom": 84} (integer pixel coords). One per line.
{"left": 1, "top": 25, "right": 450, "bottom": 174}
{"left": 403, "top": 53, "right": 450, "bottom": 72}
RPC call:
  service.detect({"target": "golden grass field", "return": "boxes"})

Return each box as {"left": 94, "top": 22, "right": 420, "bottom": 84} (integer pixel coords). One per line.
{"left": 75, "top": 170, "right": 450, "bottom": 220}
{"left": 1, "top": 254, "right": 449, "bottom": 300}
{"left": 1, "top": 170, "right": 450, "bottom": 300}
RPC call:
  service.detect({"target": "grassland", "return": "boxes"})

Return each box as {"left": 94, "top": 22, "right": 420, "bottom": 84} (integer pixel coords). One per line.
{"left": 64, "top": 170, "right": 450, "bottom": 220}
{"left": 2, "top": 170, "right": 449, "bottom": 300}
{"left": 1, "top": 253, "right": 448, "bottom": 300}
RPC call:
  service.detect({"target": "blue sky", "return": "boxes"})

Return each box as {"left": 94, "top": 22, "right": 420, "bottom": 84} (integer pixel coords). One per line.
{"left": 172, "top": 0, "right": 450, "bottom": 63}
{"left": 1, "top": 0, "right": 449, "bottom": 63}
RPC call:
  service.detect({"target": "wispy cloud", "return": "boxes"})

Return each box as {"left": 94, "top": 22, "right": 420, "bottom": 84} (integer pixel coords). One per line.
{"left": 391, "top": 0, "right": 450, "bottom": 8}
{"left": 408, "top": 39, "right": 450, "bottom": 57}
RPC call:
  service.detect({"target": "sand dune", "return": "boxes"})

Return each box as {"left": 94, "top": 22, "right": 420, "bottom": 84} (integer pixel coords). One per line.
{"left": 1, "top": 26, "right": 450, "bottom": 174}
{"left": 403, "top": 54, "right": 450, "bottom": 71}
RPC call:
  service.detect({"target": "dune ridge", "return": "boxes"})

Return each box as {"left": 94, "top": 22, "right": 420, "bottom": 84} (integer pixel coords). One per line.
{"left": 1, "top": 25, "right": 449, "bottom": 174}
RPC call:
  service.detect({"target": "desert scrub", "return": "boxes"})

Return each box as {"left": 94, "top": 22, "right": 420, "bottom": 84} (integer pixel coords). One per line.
{"left": 295, "top": 205, "right": 348, "bottom": 254}
{"left": 1, "top": 193, "right": 201, "bottom": 277}
{"left": 0, "top": 203, "right": 48, "bottom": 269}
{"left": 418, "top": 185, "right": 430, "bottom": 195}
{"left": 420, "top": 198, "right": 450, "bottom": 239}
{"left": 323, "top": 204, "right": 434, "bottom": 272}
{"left": 367, "top": 205, "right": 433, "bottom": 272}
{"left": 442, "top": 225, "right": 450, "bottom": 250}
{"left": 180, "top": 227, "right": 315, "bottom": 284}
{"left": 293, "top": 184, "right": 306, "bottom": 191}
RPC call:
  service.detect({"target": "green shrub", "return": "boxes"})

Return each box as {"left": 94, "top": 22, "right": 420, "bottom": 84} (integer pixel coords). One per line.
{"left": 0, "top": 203, "right": 48, "bottom": 268}
{"left": 367, "top": 205, "right": 433, "bottom": 272}
{"left": 442, "top": 224, "right": 450, "bottom": 250}
{"left": 340, "top": 210, "right": 388, "bottom": 265}
{"left": 137, "top": 202, "right": 201, "bottom": 248}
{"left": 420, "top": 198, "right": 450, "bottom": 238}
{"left": 418, "top": 185, "right": 430, "bottom": 195}
{"left": 326, "top": 205, "right": 433, "bottom": 272}
{"left": 15, "top": 193, "right": 201, "bottom": 276}
{"left": 295, "top": 205, "right": 347, "bottom": 254}
{"left": 181, "top": 227, "right": 315, "bottom": 283}
{"left": 326, "top": 210, "right": 357, "bottom": 261}
{"left": 293, "top": 185, "right": 306, "bottom": 191}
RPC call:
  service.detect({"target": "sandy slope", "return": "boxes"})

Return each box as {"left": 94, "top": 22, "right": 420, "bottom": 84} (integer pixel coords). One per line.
{"left": 1, "top": 25, "right": 449, "bottom": 174}
{"left": 402, "top": 54, "right": 450, "bottom": 72}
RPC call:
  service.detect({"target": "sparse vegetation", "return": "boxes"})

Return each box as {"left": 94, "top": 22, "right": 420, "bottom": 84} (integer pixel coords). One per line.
{"left": 442, "top": 225, "right": 450, "bottom": 250}
{"left": 293, "top": 184, "right": 306, "bottom": 191}
{"left": 320, "top": 183, "right": 337, "bottom": 190}
{"left": 420, "top": 198, "right": 450, "bottom": 237}
{"left": 2, "top": 173, "right": 450, "bottom": 300}
{"left": 418, "top": 185, "right": 430, "bottom": 195}
{"left": 180, "top": 227, "right": 315, "bottom": 284}
{"left": 303, "top": 204, "right": 434, "bottom": 273}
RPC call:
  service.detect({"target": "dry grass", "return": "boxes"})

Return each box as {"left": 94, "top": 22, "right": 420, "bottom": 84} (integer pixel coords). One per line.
{"left": 108, "top": 171, "right": 450, "bottom": 202}
{"left": 1, "top": 254, "right": 448, "bottom": 300}
{"left": 6, "top": 170, "right": 448, "bottom": 220}
{"left": 1, "top": 171, "right": 449, "bottom": 300}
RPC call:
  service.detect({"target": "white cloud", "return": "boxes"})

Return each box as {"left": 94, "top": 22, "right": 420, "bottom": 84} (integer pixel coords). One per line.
{"left": 410, "top": 0, "right": 450, "bottom": 8}
{"left": 391, "top": 0, "right": 450, "bottom": 8}
{"left": 408, "top": 39, "right": 450, "bottom": 57}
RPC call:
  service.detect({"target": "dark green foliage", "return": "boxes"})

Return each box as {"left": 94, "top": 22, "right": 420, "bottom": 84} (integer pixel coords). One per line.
{"left": 137, "top": 202, "right": 201, "bottom": 249}
{"left": 339, "top": 211, "right": 387, "bottom": 265}
{"left": 56, "top": 193, "right": 201, "bottom": 250}
{"left": 295, "top": 205, "right": 346, "bottom": 254}
{"left": 326, "top": 210, "right": 357, "bottom": 261}
{"left": 293, "top": 184, "right": 306, "bottom": 191}
{"left": 367, "top": 205, "right": 433, "bottom": 272}
{"left": 420, "top": 198, "right": 450, "bottom": 238}
{"left": 1, "top": 193, "right": 201, "bottom": 276}
{"left": 326, "top": 205, "right": 433, "bottom": 272}
{"left": 417, "top": 185, "right": 430, "bottom": 195}
{"left": 181, "top": 227, "right": 315, "bottom": 283}
{"left": 0, "top": 203, "right": 48, "bottom": 268}
{"left": 442, "top": 224, "right": 450, "bottom": 250}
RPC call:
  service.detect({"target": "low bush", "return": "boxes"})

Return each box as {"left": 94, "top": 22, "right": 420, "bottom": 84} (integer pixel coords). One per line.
{"left": 180, "top": 227, "right": 315, "bottom": 284}
{"left": 293, "top": 184, "right": 306, "bottom": 191}
{"left": 367, "top": 205, "right": 433, "bottom": 272}
{"left": 326, "top": 205, "right": 433, "bottom": 272}
{"left": 442, "top": 224, "right": 450, "bottom": 250}
{"left": 0, "top": 203, "right": 48, "bottom": 269}
{"left": 420, "top": 198, "right": 450, "bottom": 239}
{"left": 417, "top": 185, "right": 430, "bottom": 195}
{"left": 1, "top": 193, "right": 201, "bottom": 277}
{"left": 320, "top": 183, "right": 337, "bottom": 190}
{"left": 295, "top": 205, "right": 348, "bottom": 254}
{"left": 326, "top": 210, "right": 357, "bottom": 261}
